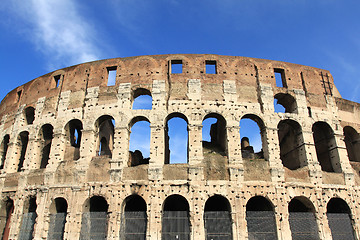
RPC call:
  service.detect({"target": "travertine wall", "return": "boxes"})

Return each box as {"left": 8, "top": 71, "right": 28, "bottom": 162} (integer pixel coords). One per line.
{"left": 0, "top": 54, "right": 359, "bottom": 239}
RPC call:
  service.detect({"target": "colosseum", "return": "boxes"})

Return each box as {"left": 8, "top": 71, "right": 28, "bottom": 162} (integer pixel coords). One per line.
{"left": 0, "top": 54, "right": 359, "bottom": 240}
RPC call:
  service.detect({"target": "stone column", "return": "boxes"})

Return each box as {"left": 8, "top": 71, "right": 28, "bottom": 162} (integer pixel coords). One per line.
{"left": 263, "top": 126, "right": 284, "bottom": 182}
{"left": 188, "top": 124, "right": 204, "bottom": 181}
{"left": 33, "top": 190, "right": 48, "bottom": 239}
{"left": 110, "top": 126, "right": 129, "bottom": 182}
{"left": 333, "top": 131, "right": 354, "bottom": 185}
{"left": 227, "top": 123, "right": 243, "bottom": 182}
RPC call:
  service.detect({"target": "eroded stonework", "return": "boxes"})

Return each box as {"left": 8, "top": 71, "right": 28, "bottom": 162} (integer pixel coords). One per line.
{"left": 0, "top": 54, "right": 359, "bottom": 239}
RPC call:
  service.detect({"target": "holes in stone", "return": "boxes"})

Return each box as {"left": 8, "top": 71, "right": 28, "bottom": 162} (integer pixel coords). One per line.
{"left": 54, "top": 75, "right": 61, "bottom": 88}
{"left": 0, "top": 135, "right": 9, "bottom": 170}
{"left": 274, "top": 68, "right": 287, "bottom": 88}
{"left": 17, "top": 131, "right": 29, "bottom": 172}
{"left": 96, "top": 115, "right": 114, "bottom": 158}
{"left": 39, "top": 124, "right": 53, "bottom": 169}
{"left": 274, "top": 93, "right": 297, "bottom": 113}
{"left": 107, "top": 66, "right": 117, "bottom": 86}
{"left": 206, "top": 60, "right": 217, "bottom": 74}
{"left": 24, "top": 107, "right": 35, "bottom": 125}
{"left": 132, "top": 88, "right": 152, "bottom": 110}
{"left": 170, "top": 60, "right": 183, "bottom": 74}
{"left": 17, "top": 90, "right": 22, "bottom": 102}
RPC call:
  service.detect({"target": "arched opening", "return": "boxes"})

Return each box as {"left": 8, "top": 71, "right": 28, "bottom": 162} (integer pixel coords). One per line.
{"left": 121, "top": 195, "right": 147, "bottom": 239}
{"left": 24, "top": 107, "right": 35, "bottom": 125}
{"left": 204, "top": 195, "right": 232, "bottom": 239}
{"left": 0, "top": 198, "right": 14, "bottom": 240}
{"left": 0, "top": 135, "right": 10, "bottom": 169}
{"left": 165, "top": 113, "right": 188, "bottom": 164}
{"left": 132, "top": 88, "right": 152, "bottom": 110}
{"left": 39, "top": 124, "right": 53, "bottom": 169}
{"left": 240, "top": 115, "right": 265, "bottom": 160}
{"left": 17, "top": 131, "right": 29, "bottom": 172}
{"left": 327, "top": 198, "right": 355, "bottom": 239}
{"left": 274, "top": 93, "right": 297, "bottom": 113}
{"left": 162, "top": 195, "right": 190, "bottom": 239}
{"left": 80, "top": 196, "right": 108, "bottom": 239}
{"left": 48, "top": 197, "right": 67, "bottom": 239}
{"left": 288, "top": 197, "right": 319, "bottom": 239}
{"left": 64, "top": 119, "right": 83, "bottom": 160}
{"left": 246, "top": 196, "right": 277, "bottom": 239}
{"left": 312, "top": 122, "right": 340, "bottom": 172}
{"left": 129, "top": 117, "right": 150, "bottom": 167}
{"left": 278, "top": 120, "right": 305, "bottom": 170}
{"left": 19, "top": 196, "right": 37, "bottom": 240}
{"left": 343, "top": 126, "right": 360, "bottom": 162}
{"left": 96, "top": 115, "right": 114, "bottom": 157}
{"left": 202, "top": 113, "right": 227, "bottom": 155}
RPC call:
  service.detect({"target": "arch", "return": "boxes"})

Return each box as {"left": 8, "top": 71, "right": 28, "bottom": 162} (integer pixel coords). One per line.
{"left": 48, "top": 197, "right": 67, "bottom": 239}
{"left": 80, "top": 196, "right": 108, "bottom": 239}
{"left": 274, "top": 93, "right": 297, "bottom": 113}
{"left": 165, "top": 113, "right": 189, "bottom": 164}
{"left": 278, "top": 119, "right": 306, "bottom": 170}
{"left": 129, "top": 116, "right": 150, "bottom": 167}
{"left": 0, "top": 197, "right": 14, "bottom": 240}
{"left": 288, "top": 196, "right": 319, "bottom": 239}
{"left": 17, "top": 131, "right": 29, "bottom": 172}
{"left": 312, "top": 122, "right": 340, "bottom": 172}
{"left": 95, "top": 115, "right": 115, "bottom": 157}
{"left": 0, "top": 135, "right": 10, "bottom": 169}
{"left": 343, "top": 126, "right": 360, "bottom": 162}
{"left": 204, "top": 195, "right": 233, "bottom": 239}
{"left": 132, "top": 88, "right": 152, "bottom": 110}
{"left": 327, "top": 198, "right": 355, "bottom": 239}
{"left": 162, "top": 194, "right": 190, "bottom": 239}
{"left": 38, "top": 124, "right": 54, "bottom": 169}
{"left": 64, "top": 119, "right": 83, "bottom": 160}
{"left": 121, "top": 195, "right": 147, "bottom": 239}
{"left": 240, "top": 114, "right": 265, "bottom": 160}
{"left": 202, "top": 113, "right": 227, "bottom": 155}
{"left": 246, "top": 196, "right": 277, "bottom": 239}
{"left": 18, "top": 196, "right": 37, "bottom": 240}
{"left": 24, "top": 106, "right": 35, "bottom": 124}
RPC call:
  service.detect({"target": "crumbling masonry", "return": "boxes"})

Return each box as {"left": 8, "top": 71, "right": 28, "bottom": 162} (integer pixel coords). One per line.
{"left": 0, "top": 54, "right": 359, "bottom": 239}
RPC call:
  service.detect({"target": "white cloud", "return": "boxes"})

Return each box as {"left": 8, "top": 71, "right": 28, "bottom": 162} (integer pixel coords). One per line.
{"left": 7, "top": 0, "right": 101, "bottom": 69}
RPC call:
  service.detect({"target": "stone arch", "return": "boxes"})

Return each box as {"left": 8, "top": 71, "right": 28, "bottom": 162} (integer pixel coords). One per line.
{"left": 0, "top": 197, "right": 14, "bottom": 240}
{"left": 162, "top": 194, "right": 190, "bottom": 239}
{"left": 95, "top": 115, "right": 115, "bottom": 157}
{"left": 64, "top": 119, "right": 83, "bottom": 160}
{"left": 128, "top": 116, "right": 150, "bottom": 167}
{"left": 48, "top": 197, "right": 67, "bottom": 239}
{"left": 165, "top": 113, "right": 189, "bottom": 164}
{"left": 278, "top": 119, "right": 306, "bottom": 170}
{"left": 246, "top": 196, "right": 277, "bottom": 239}
{"left": 38, "top": 124, "right": 54, "bottom": 169}
{"left": 274, "top": 93, "right": 297, "bottom": 113}
{"left": 288, "top": 196, "right": 319, "bottom": 239}
{"left": 327, "top": 197, "right": 355, "bottom": 239}
{"left": 204, "top": 195, "right": 233, "bottom": 239}
{"left": 202, "top": 113, "right": 227, "bottom": 154}
{"left": 312, "top": 121, "right": 340, "bottom": 172}
{"left": 0, "top": 134, "right": 10, "bottom": 169}
{"left": 121, "top": 195, "right": 147, "bottom": 239}
{"left": 132, "top": 88, "right": 152, "bottom": 110}
{"left": 343, "top": 126, "right": 360, "bottom": 162}
{"left": 16, "top": 131, "right": 29, "bottom": 172}
{"left": 24, "top": 106, "right": 35, "bottom": 124}
{"left": 240, "top": 114, "right": 266, "bottom": 160}
{"left": 18, "top": 196, "right": 37, "bottom": 240}
{"left": 80, "top": 196, "right": 108, "bottom": 239}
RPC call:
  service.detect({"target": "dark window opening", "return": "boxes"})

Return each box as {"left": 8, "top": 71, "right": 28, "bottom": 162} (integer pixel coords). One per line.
{"left": 90, "top": 196, "right": 108, "bottom": 212}
{"left": 0, "top": 198, "right": 14, "bottom": 240}
{"left": 274, "top": 68, "right": 287, "bottom": 88}
{"left": 122, "top": 195, "right": 147, "bottom": 239}
{"left": 205, "top": 60, "right": 217, "bottom": 74}
{"left": 81, "top": 196, "right": 108, "bottom": 239}
{"left": 170, "top": 60, "right": 183, "bottom": 74}
{"left": 96, "top": 115, "right": 114, "bottom": 157}
{"left": 24, "top": 107, "right": 35, "bottom": 124}
{"left": 17, "top": 132, "right": 29, "bottom": 172}
{"left": 327, "top": 198, "right": 355, "bottom": 239}
{"left": 274, "top": 93, "right": 297, "bottom": 113}
{"left": 344, "top": 126, "right": 360, "bottom": 163}
{"left": 308, "top": 107, "right": 312, "bottom": 117}
{"left": 107, "top": 66, "right": 117, "bottom": 86}
{"left": 246, "top": 196, "right": 277, "bottom": 239}
{"left": 48, "top": 198, "right": 67, "bottom": 239}
{"left": 278, "top": 120, "right": 305, "bottom": 170}
{"left": 19, "top": 197, "right": 37, "bottom": 240}
{"left": 313, "top": 122, "right": 340, "bottom": 173}
{"left": 240, "top": 115, "right": 265, "bottom": 160}
{"left": 204, "top": 195, "right": 232, "bottom": 240}
{"left": 132, "top": 88, "right": 152, "bottom": 110}
{"left": 40, "top": 124, "right": 53, "bottom": 169}
{"left": 129, "top": 117, "right": 150, "bottom": 167}
{"left": 54, "top": 75, "right": 61, "bottom": 88}
{"left": 0, "top": 135, "right": 10, "bottom": 169}
{"left": 17, "top": 90, "right": 22, "bottom": 102}
{"left": 162, "top": 195, "right": 190, "bottom": 240}
{"left": 165, "top": 114, "right": 188, "bottom": 164}
{"left": 65, "top": 119, "right": 83, "bottom": 160}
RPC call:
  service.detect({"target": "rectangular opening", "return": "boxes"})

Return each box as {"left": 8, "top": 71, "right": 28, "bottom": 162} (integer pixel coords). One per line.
{"left": 107, "top": 67, "right": 117, "bottom": 86}
{"left": 54, "top": 75, "right": 61, "bottom": 88}
{"left": 170, "top": 60, "right": 183, "bottom": 74}
{"left": 308, "top": 107, "right": 312, "bottom": 117}
{"left": 274, "top": 68, "right": 286, "bottom": 88}
{"left": 206, "top": 60, "right": 217, "bottom": 74}
{"left": 17, "top": 90, "right": 22, "bottom": 102}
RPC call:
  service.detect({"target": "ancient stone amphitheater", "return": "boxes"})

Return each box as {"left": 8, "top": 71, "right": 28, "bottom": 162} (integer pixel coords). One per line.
{"left": 0, "top": 54, "right": 359, "bottom": 240}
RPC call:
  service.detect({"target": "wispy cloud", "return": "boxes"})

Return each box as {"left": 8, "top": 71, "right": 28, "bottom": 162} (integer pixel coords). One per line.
{"left": 5, "top": 0, "right": 101, "bottom": 69}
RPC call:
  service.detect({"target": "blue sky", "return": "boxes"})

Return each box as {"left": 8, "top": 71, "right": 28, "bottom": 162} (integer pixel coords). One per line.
{"left": 1, "top": 1, "right": 360, "bottom": 163}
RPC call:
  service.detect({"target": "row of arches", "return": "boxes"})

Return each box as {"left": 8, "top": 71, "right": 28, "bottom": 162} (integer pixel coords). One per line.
{"left": 1, "top": 112, "right": 360, "bottom": 173}
{"left": 0, "top": 195, "right": 355, "bottom": 239}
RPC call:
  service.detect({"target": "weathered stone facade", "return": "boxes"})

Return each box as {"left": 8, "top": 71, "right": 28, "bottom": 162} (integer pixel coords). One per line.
{"left": 0, "top": 54, "right": 359, "bottom": 239}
